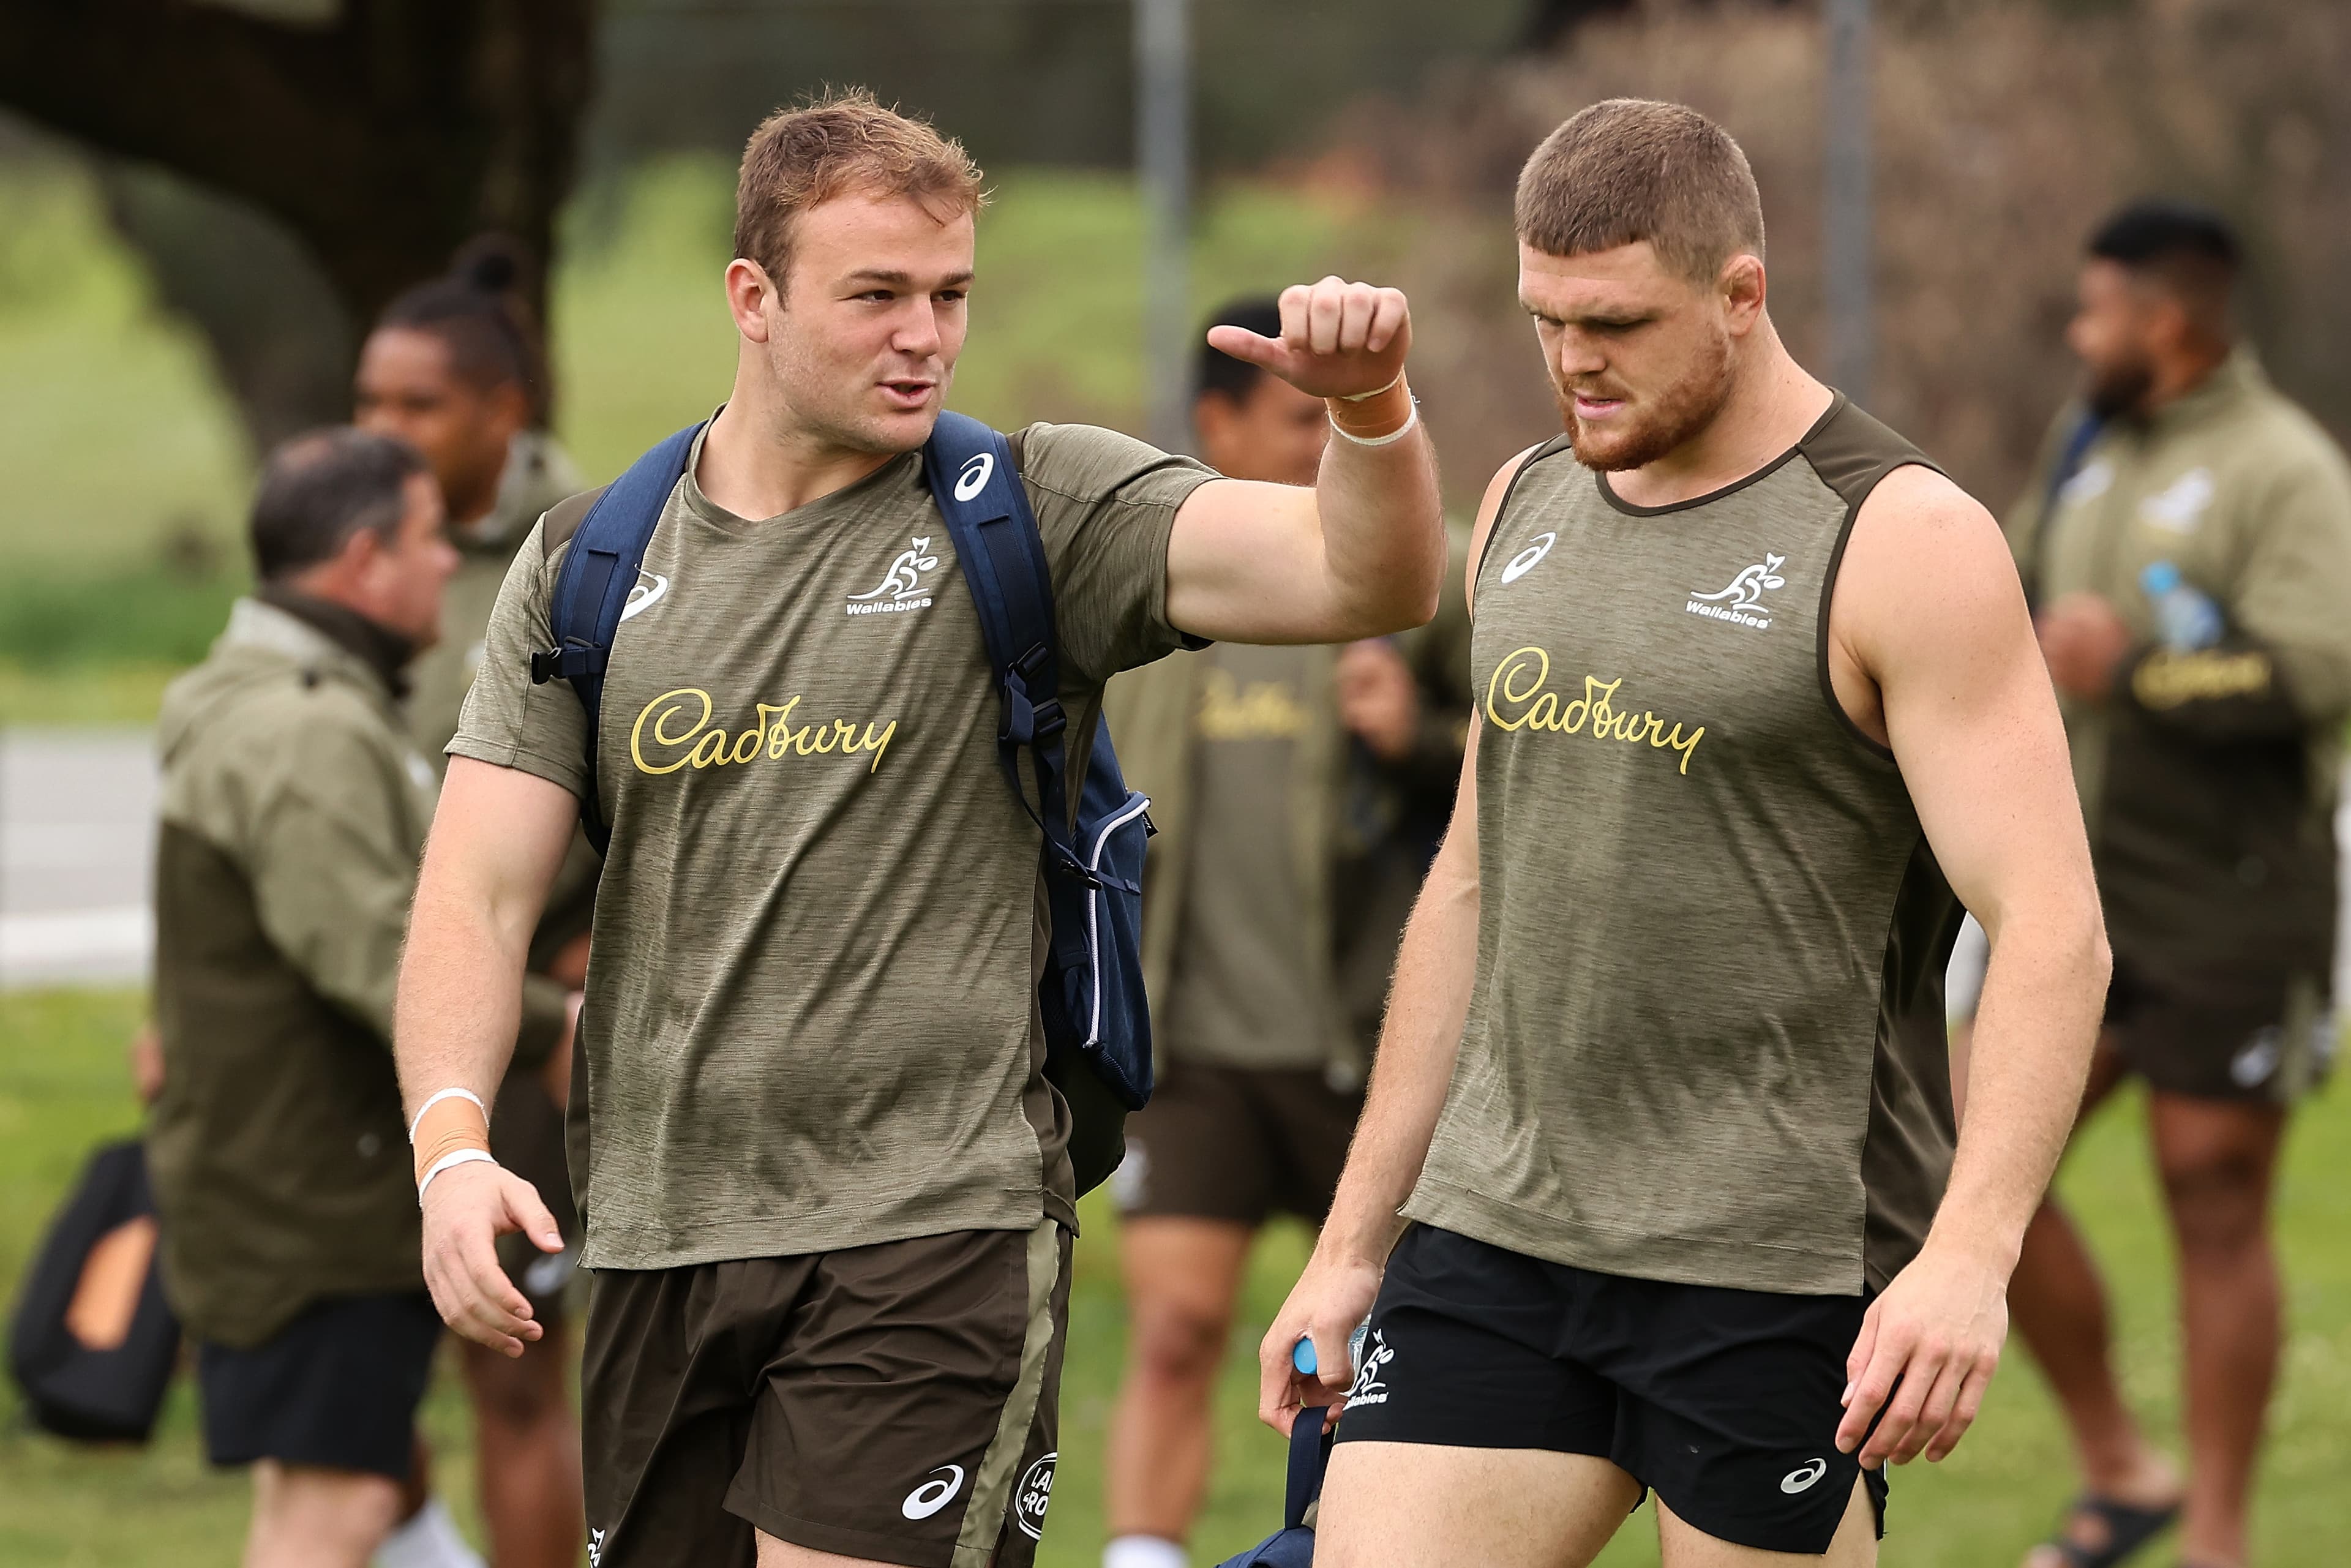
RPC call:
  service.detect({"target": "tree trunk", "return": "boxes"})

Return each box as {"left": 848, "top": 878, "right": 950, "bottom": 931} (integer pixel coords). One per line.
{"left": 0, "top": 0, "right": 593, "bottom": 445}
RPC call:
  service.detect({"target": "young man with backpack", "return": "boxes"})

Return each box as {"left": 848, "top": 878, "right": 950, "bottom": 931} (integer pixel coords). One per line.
{"left": 393, "top": 89, "right": 1441, "bottom": 1568}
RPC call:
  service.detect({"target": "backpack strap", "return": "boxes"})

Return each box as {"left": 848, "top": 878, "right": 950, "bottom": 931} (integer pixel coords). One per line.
{"left": 921, "top": 413, "right": 1093, "bottom": 912}
{"left": 1283, "top": 1406, "right": 1336, "bottom": 1531}
{"left": 528, "top": 421, "right": 703, "bottom": 851}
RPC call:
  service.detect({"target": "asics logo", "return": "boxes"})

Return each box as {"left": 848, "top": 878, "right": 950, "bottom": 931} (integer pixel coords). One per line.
{"left": 1780, "top": 1458, "right": 1828, "bottom": 1494}
{"left": 954, "top": 451, "right": 995, "bottom": 501}
{"left": 902, "top": 1465, "right": 966, "bottom": 1520}
{"left": 619, "top": 571, "right": 669, "bottom": 621}
{"left": 1500, "top": 531, "right": 1557, "bottom": 585}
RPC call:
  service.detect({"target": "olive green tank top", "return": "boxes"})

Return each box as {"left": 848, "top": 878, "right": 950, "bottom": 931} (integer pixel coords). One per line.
{"left": 1403, "top": 396, "right": 1963, "bottom": 1296}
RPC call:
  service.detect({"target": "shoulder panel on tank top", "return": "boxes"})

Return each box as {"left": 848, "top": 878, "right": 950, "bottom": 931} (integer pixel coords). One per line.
{"left": 1475, "top": 434, "right": 1578, "bottom": 581}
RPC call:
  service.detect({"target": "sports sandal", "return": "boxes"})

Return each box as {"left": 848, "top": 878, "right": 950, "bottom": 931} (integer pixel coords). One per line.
{"left": 2030, "top": 1494, "right": 2181, "bottom": 1568}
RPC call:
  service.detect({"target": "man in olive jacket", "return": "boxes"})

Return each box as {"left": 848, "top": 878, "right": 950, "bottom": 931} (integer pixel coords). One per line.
{"left": 147, "top": 429, "right": 572, "bottom": 1568}
{"left": 1095, "top": 300, "right": 1471, "bottom": 1568}
{"left": 2004, "top": 203, "right": 2351, "bottom": 1568}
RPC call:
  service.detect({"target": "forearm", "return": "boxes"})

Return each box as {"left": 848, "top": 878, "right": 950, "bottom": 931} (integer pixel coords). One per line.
{"left": 1927, "top": 891, "right": 2109, "bottom": 1270}
{"left": 1311, "top": 410, "right": 1445, "bottom": 639}
{"left": 395, "top": 861, "right": 539, "bottom": 1119}
{"left": 1318, "top": 839, "right": 1479, "bottom": 1266}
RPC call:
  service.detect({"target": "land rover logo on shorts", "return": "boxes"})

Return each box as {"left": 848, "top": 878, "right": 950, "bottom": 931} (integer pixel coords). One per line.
{"left": 954, "top": 451, "right": 995, "bottom": 501}
{"left": 1780, "top": 1458, "right": 1828, "bottom": 1494}
{"left": 1500, "top": 530, "right": 1557, "bottom": 585}
{"left": 848, "top": 535, "right": 942, "bottom": 615}
{"left": 901, "top": 1465, "right": 965, "bottom": 1520}
{"left": 1013, "top": 1452, "right": 1057, "bottom": 1539}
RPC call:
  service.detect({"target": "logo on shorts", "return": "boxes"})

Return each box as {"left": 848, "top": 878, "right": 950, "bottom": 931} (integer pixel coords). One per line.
{"left": 1013, "top": 1452, "right": 1057, "bottom": 1540}
{"left": 587, "top": 1526, "right": 606, "bottom": 1566}
{"left": 901, "top": 1465, "right": 966, "bottom": 1520}
{"left": 620, "top": 569, "right": 670, "bottom": 621}
{"left": 2232, "top": 1026, "right": 2283, "bottom": 1089}
{"left": 1500, "top": 530, "right": 1558, "bottom": 585}
{"left": 1109, "top": 1142, "right": 1149, "bottom": 1212}
{"left": 1687, "top": 553, "right": 1787, "bottom": 631}
{"left": 848, "top": 535, "right": 941, "bottom": 615}
{"left": 1780, "top": 1458, "right": 1829, "bottom": 1494}
{"left": 1343, "top": 1329, "right": 1395, "bottom": 1411}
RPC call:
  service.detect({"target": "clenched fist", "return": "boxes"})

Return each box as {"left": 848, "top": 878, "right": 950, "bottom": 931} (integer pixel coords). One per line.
{"left": 1206, "top": 277, "right": 1412, "bottom": 402}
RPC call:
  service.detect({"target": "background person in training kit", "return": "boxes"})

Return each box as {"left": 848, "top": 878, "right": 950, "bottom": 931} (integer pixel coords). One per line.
{"left": 394, "top": 89, "right": 1442, "bottom": 1568}
{"left": 142, "top": 430, "right": 566, "bottom": 1568}
{"left": 356, "top": 243, "right": 593, "bottom": 1568}
{"left": 2001, "top": 202, "right": 2351, "bottom": 1568}
{"left": 1262, "top": 99, "right": 2109, "bottom": 1567}
{"left": 1097, "top": 298, "right": 1471, "bottom": 1568}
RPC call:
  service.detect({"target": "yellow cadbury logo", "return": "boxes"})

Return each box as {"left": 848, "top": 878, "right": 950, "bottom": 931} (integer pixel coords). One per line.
{"left": 630, "top": 688, "right": 898, "bottom": 776}
{"left": 1196, "top": 669, "right": 1311, "bottom": 741}
{"left": 1484, "top": 646, "right": 1706, "bottom": 775}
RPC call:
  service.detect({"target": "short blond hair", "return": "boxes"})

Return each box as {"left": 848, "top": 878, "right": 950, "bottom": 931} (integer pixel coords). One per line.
{"left": 1515, "top": 99, "right": 1765, "bottom": 283}
{"left": 733, "top": 87, "right": 987, "bottom": 287}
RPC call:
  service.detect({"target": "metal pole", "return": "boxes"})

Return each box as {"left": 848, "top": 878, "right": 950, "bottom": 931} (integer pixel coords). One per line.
{"left": 1135, "top": 0, "right": 1191, "bottom": 453}
{"left": 1823, "top": 0, "right": 1873, "bottom": 403}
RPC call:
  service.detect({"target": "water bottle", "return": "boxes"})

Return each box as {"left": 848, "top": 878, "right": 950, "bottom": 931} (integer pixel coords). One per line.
{"left": 2140, "top": 561, "right": 2223, "bottom": 652}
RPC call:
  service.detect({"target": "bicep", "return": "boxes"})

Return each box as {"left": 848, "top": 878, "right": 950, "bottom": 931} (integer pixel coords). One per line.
{"left": 1163, "top": 478, "right": 1336, "bottom": 644}
{"left": 416, "top": 758, "right": 582, "bottom": 943}
{"left": 1851, "top": 476, "right": 2094, "bottom": 929}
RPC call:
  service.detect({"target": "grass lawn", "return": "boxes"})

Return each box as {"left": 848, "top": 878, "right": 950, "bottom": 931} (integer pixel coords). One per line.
{"left": 3, "top": 988, "right": 2347, "bottom": 1564}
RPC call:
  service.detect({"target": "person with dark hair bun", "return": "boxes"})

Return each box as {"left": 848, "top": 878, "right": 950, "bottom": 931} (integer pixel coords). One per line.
{"left": 356, "top": 243, "right": 593, "bottom": 1568}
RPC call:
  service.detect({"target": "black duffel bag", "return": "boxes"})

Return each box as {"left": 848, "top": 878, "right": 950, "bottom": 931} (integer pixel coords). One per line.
{"left": 7, "top": 1139, "right": 181, "bottom": 1442}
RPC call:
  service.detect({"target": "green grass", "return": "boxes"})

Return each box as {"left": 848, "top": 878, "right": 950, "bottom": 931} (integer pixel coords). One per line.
{"left": 6, "top": 987, "right": 2349, "bottom": 1564}
{"left": 0, "top": 153, "right": 1400, "bottom": 701}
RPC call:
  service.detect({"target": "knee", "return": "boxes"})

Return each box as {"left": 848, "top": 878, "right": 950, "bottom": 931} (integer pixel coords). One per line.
{"left": 252, "top": 1465, "right": 403, "bottom": 1559}
{"left": 465, "top": 1338, "right": 572, "bottom": 1431}
{"left": 2157, "top": 1146, "right": 2271, "bottom": 1256}
{"left": 1130, "top": 1300, "right": 1233, "bottom": 1386}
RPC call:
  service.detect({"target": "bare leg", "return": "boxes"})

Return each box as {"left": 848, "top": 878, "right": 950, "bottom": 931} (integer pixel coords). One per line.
{"left": 2011, "top": 1045, "right": 2181, "bottom": 1567}
{"left": 1655, "top": 1479, "right": 1875, "bottom": 1567}
{"left": 461, "top": 1321, "right": 585, "bottom": 1568}
{"left": 1103, "top": 1217, "right": 1256, "bottom": 1547}
{"left": 755, "top": 1535, "right": 904, "bottom": 1566}
{"left": 2150, "top": 1092, "right": 2287, "bottom": 1568}
{"left": 245, "top": 1460, "right": 404, "bottom": 1568}
{"left": 1314, "top": 1441, "right": 1644, "bottom": 1568}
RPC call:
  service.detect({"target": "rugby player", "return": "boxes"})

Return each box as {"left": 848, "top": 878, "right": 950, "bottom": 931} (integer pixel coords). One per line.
{"left": 393, "top": 90, "right": 1442, "bottom": 1568}
{"left": 1261, "top": 99, "right": 2109, "bottom": 1566}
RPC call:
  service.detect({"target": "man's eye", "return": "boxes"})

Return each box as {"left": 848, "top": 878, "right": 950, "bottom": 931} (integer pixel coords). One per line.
{"left": 936, "top": 290, "right": 967, "bottom": 305}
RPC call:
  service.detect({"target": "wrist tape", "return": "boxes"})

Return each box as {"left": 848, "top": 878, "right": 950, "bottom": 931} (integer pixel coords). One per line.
{"left": 410, "top": 1088, "right": 493, "bottom": 1199}
{"left": 1327, "top": 375, "right": 1415, "bottom": 445}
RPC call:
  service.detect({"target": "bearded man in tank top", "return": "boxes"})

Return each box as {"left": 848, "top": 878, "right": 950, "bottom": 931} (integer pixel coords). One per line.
{"left": 1258, "top": 99, "right": 2112, "bottom": 1566}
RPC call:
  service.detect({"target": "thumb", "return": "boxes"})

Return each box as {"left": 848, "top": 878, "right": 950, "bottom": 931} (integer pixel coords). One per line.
{"left": 1205, "top": 324, "right": 1289, "bottom": 372}
{"left": 503, "top": 1174, "right": 565, "bottom": 1255}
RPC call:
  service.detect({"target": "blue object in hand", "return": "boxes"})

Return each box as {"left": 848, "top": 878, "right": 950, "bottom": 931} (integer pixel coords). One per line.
{"left": 2141, "top": 561, "right": 2224, "bottom": 653}
{"left": 1292, "top": 1338, "right": 1317, "bottom": 1375}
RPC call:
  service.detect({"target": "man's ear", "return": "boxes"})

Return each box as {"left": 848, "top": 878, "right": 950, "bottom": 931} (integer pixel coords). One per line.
{"left": 726, "top": 258, "right": 780, "bottom": 343}
{"left": 1720, "top": 253, "right": 1767, "bottom": 333}
{"left": 486, "top": 378, "right": 531, "bottom": 439}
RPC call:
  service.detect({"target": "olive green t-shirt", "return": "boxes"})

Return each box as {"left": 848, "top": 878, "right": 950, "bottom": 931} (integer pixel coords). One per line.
{"left": 451, "top": 421, "right": 1213, "bottom": 1269}
{"left": 1160, "top": 642, "right": 1326, "bottom": 1070}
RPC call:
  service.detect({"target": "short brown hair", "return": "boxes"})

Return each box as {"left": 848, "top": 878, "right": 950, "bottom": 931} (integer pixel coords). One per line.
{"left": 733, "top": 87, "right": 987, "bottom": 290}
{"left": 1515, "top": 99, "right": 1765, "bottom": 283}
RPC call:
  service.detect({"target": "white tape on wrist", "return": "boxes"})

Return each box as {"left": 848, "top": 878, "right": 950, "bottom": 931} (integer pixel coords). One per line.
{"left": 408, "top": 1086, "right": 488, "bottom": 1144}
{"left": 1329, "top": 398, "right": 1420, "bottom": 448}
{"left": 417, "top": 1148, "right": 497, "bottom": 1203}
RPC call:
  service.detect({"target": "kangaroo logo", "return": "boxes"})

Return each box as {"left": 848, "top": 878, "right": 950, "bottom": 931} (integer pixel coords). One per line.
{"left": 1685, "top": 552, "right": 1787, "bottom": 631}
{"left": 847, "top": 535, "right": 942, "bottom": 615}
{"left": 587, "top": 1527, "right": 606, "bottom": 1566}
{"left": 1343, "top": 1329, "right": 1397, "bottom": 1411}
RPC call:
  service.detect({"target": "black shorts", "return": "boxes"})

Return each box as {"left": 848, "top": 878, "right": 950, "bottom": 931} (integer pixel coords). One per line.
{"left": 2105, "top": 952, "right": 2333, "bottom": 1103}
{"left": 197, "top": 1291, "right": 441, "bottom": 1480}
{"left": 582, "top": 1220, "right": 1070, "bottom": 1568}
{"left": 1109, "top": 1062, "right": 1359, "bottom": 1226}
{"left": 1334, "top": 1225, "right": 1884, "bottom": 1556}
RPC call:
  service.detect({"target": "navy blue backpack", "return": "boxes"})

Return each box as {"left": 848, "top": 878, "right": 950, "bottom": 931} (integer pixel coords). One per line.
{"left": 527, "top": 413, "right": 1154, "bottom": 1189}
{"left": 1215, "top": 1405, "right": 1337, "bottom": 1567}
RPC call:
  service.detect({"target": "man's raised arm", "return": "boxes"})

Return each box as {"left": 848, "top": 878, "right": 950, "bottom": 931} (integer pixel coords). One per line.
{"left": 395, "top": 756, "right": 579, "bottom": 1356}
{"left": 1164, "top": 277, "right": 1445, "bottom": 645}
{"left": 1828, "top": 465, "right": 2110, "bottom": 1470}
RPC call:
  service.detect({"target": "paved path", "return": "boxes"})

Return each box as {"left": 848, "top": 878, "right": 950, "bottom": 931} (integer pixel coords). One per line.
{"left": 1, "top": 727, "right": 156, "bottom": 989}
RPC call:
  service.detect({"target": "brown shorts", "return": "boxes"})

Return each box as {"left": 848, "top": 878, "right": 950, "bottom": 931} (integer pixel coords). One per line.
{"left": 1109, "top": 1062, "right": 1361, "bottom": 1226}
{"left": 580, "top": 1219, "right": 1070, "bottom": 1568}
{"left": 2106, "top": 953, "right": 2335, "bottom": 1103}
{"left": 490, "top": 1072, "right": 579, "bottom": 1318}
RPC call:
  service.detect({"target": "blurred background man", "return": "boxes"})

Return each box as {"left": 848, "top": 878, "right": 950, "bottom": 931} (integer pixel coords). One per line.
{"left": 1097, "top": 298, "right": 1470, "bottom": 1568}
{"left": 143, "top": 429, "right": 495, "bottom": 1568}
{"left": 2004, "top": 201, "right": 2351, "bottom": 1568}
{"left": 354, "top": 246, "right": 594, "bottom": 1568}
